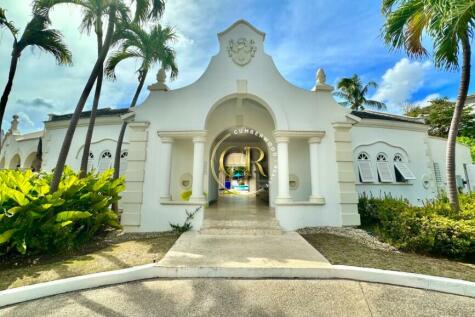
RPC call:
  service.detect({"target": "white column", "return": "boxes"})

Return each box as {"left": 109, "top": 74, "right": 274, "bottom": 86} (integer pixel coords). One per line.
{"left": 309, "top": 137, "right": 325, "bottom": 204}
{"left": 190, "top": 135, "right": 207, "bottom": 203}
{"left": 159, "top": 137, "right": 173, "bottom": 202}
{"left": 275, "top": 136, "right": 292, "bottom": 203}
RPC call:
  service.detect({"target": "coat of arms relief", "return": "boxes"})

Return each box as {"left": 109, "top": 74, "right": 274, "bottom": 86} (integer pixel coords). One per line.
{"left": 227, "top": 38, "right": 257, "bottom": 66}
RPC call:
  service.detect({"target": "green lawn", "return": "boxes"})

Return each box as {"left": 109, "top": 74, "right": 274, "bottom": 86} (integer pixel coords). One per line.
{"left": 302, "top": 232, "right": 475, "bottom": 282}
{"left": 0, "top": 232, "right": 179, "bottom": 290}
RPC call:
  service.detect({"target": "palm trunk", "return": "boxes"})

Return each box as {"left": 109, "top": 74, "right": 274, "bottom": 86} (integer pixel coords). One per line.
{"left": 111, "top": 71, "right": 147, "bottom": 212}
{"left": 0, "top": 46, "right": 20, "bottom": 152}
{"left": 446, "top": 35, "right": 471, "bottom": 212}
{"left": 50, "top": 8, "right": 116, "bottom": 193}
{"left": 80, "top": 22, "right": 104, "bottom": 178}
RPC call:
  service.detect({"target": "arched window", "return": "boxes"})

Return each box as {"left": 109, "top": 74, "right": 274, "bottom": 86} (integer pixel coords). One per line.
{"left": 97, "top": 150, "right": 112, "bottom": 173}
{"left": 356, "top": 152, "right": 375, "bottom": 183}
{"left": 393, "top": 153, "right": 416, "bottom": 182}
{"left": 394, "top": 153, "right": 403, "bottom": 162}
{"left": 87, "top": 152, "right": 95, "bottom": 172}
{"left": 119, "top": 150, "right": 128, "bottom": 176}
{"left": 376, "top": 153, "right": 393, "bottom": 182}
{"left": 357, "top": 152, "right": 370, "bottom": 160}
{"left": 376, "top": 153, "right": 387, "bottom": 161}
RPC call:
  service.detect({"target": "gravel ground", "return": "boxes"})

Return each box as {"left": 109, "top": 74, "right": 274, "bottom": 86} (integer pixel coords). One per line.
{"left": 298, "top": 227, "right": 398, "bottom": 252}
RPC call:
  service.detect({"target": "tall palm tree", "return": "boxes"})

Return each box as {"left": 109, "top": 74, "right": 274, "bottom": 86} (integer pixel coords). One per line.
{"left": 35, "top": 0, "right": 124, "bottom": 192}
{"left": 36, "top": 0, "right": 164, "bottom": 192}
{"left": 0, "top": 10, "right": 72, "bottom": 144}
{"left": 382, "top": 0, "right": 474, "bottom": 211}
{"left": 333, "top": 74, "right": 386, "bottom": 111}
{"left": 78, "top": 0, "right": 165, "bottom": 177}
{"left": 105, "top": 23, "right": 177, "bottom": 195}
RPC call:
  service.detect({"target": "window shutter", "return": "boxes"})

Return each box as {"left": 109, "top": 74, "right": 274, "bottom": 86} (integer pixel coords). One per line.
{"left": 376, "top": 161, "right": 394, "bottom": 182}
{"left": 394, "top": 162, "right": 416, "bottom": 180}
{"left": 433, "top": 162, "right": 443, "bottom": 186}
{"left": 119, "top": 153, "right": 128, "bottom": 176}
{"left": 357, "top": 160, "right": 375, "bottom": 182}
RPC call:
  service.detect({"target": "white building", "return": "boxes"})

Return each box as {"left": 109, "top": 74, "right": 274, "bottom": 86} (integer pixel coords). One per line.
{"left": 1, "top": 20, "right": 473, "bottom": 233}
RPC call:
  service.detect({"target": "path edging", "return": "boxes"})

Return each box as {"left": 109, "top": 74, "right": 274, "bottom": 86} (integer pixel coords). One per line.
{"left": 1, "top": 264, "right": 474, "bottom": 307}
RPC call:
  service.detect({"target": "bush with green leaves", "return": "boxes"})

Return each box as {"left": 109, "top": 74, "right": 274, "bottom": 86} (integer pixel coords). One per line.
{"left": 358, "top": 193, "right": 475, "bottom": 261}
{"left": 0, "top": 167, "right": 124, "bottom": 256}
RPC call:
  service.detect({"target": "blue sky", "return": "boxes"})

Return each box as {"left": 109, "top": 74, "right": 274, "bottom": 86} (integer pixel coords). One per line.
{"left": 1, "top": 0, "right": 474, "bottom": 133}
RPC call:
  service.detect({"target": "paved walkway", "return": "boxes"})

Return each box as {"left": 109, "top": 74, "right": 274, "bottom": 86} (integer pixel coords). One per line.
{"left": 2, "top": 279, "right": 474, "bottom": 316}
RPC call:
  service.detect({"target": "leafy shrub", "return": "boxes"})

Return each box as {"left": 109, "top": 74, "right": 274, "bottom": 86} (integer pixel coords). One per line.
{"left": 358, "top": 193, "right": 475, "bottom": 261}
{"left": 0, "top": 167, "right": 124, "bottom": 256}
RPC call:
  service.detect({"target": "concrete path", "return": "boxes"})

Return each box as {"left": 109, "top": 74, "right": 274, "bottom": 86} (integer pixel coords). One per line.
{"left": 2, "top": 279, "right": 474, "bottom": 316}
{"left": 157, "top": 231, "right": 330, "bottom": 271}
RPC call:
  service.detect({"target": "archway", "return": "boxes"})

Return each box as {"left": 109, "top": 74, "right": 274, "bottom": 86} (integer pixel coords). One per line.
{"left": 23, "top": 152, "right": 41, "bottom": 171}
{"left": 9, "top": 154, "right": 21, "bottom": 169}
{"left": 205, "top": 96, "right": 277, "bottom": 222}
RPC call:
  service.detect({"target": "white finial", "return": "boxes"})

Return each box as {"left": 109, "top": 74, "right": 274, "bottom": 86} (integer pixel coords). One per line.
{"left": 316, "top": 68, "right": 326, "bottom": 85}
{"left": 312, "top": 67, "right": 333, "bottom": 92}
{"left": 148, "top": 67, "right": 169, "bottom": 91}
{"left": 10, "top": 114, "right": 20, "bottom": 134}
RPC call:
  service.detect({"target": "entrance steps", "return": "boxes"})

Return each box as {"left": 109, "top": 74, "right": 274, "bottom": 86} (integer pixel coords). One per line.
{"left": 200, "top": 219, "right": 283, "bottom": 235}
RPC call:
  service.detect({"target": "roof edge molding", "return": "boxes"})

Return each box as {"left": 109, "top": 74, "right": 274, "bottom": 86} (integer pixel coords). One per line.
{"left": 217, "top": 19, "right": 266, "bottom": 40}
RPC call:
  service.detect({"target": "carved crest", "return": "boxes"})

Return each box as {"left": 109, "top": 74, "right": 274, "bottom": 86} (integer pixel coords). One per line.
{"left": 227, "top": 38, "right": 257, "bottom": 66}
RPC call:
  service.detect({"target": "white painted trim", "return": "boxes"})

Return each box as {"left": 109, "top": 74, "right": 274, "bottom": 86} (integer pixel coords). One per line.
{"left": 356, "top": 119, "right": 428, "bottom": 132}
{"left": 1, "top": 264, "right": 474, "bottom": 307}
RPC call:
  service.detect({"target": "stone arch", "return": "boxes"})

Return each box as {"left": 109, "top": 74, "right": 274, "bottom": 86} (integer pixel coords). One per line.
{"left": 23, "top": 152, "right": 41, "bottom": 171}
{"left": 205, "top": 96, "right": 277, "bottom": 205}
{"left": 9, "top": 154, "right": 21, "bottom": 169}
{"left": 204, "top": 93, "right": 286, "bottom": 130}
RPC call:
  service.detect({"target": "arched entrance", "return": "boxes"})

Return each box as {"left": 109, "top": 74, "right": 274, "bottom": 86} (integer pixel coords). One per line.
{"left": 203, "top": 96, "right": 279, "bottom": 228}
{"left": 23, "top": 152, "right": 41, "bottom": 171}
{"left": 9, "top": 154, "right": 21, "bottom": 169}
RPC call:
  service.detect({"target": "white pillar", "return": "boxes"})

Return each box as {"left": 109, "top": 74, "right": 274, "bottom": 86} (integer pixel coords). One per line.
{"left": 159, "top": 137, "right": 174, "bottom": 202}
{"left": 275, "top": 136, "right": 292, "bottom": 203}
{"left": 190, "top": 135, "right": 207, "bottom": 203}
{"left": 309, "top": 137, "right": 325, "bottom": 204}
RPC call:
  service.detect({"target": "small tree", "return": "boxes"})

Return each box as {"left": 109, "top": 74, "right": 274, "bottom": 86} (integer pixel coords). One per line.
{"left": 333, "top": 74, "right": 386, "bottom": 111}
{"left": 405, "top": 98, "right": 475, "bottom": 138}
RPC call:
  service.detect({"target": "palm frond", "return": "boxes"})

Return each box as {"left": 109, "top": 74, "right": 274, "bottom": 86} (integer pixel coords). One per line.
{"left": 0, "top": 7, "right": 18, "bottom": 39}
{"left": 132, "top": 0, "right": 165, "bottom": 23}
{"left": 365, "top": 99, "right": 387, "bottom": 110}
{"left": 104, "top": 50, "right": 140, "bottom": 79}
{"left": 16, "top": 14, "right": 72, "bottom": 65}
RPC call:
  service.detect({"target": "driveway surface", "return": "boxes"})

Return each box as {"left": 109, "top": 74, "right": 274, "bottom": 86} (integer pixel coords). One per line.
{"left": 2, "top": 279, "right": 474, "bottom": 316}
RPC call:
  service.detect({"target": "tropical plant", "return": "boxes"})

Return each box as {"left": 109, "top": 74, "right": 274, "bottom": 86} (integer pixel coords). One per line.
{"left": 358, "top": 194, "right": 475, "bottom": 260}
{"left": 104, "top": 22, "right": 177, "bottom": 202}
{"left": 381, "top": 0, "right": 475, "bottom": 211}
{"left": 0, "top": 9, "right": 71, "bottom": 144}
{"left": 404, "top": 98, "right": 475, "bottom": 138}
{"left": 0, "top": 168, "right": 124, "bottom": 256}
{"left": 333, "top": 74, "right": 386, "bottom": 111}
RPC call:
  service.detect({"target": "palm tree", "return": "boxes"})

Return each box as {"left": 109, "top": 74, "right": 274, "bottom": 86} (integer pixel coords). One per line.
{"left": 35, "top": 0, "right": 164, "bottom": 192}
{"left": 0, "top": 10, "right": 72, "bottom": 143}
{"left": 333, "top": 74, "right": 386, "bottom": 111}
{"left": 382, "top": 0, "right": 474, "bottom": 211}
{"left": 80, "top": 2, "right": 165, "bottom": 177}
{"left": 105, "top": 23, "right": 177, "bottom": 200}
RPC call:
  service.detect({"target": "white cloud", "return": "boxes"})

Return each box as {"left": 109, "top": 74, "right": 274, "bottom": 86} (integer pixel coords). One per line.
{"left": 373, "top": 58, "right": 432, "bottom": 106}
{"left": 413, "top": 93, "right": 441, "bottom": 108}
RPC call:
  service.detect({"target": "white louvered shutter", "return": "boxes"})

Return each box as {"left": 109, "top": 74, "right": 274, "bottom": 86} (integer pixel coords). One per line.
{"left": 357, "top": 160, "right": 375, "bottom": 182}
{"left": 376, "top": 161, "right": 394, "bottom": 182}
{"left": 394, "top": 162, "right": 416, "bottom": 180}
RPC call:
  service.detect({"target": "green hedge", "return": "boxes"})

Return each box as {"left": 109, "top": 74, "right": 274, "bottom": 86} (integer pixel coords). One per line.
{"left": 0, "top": 168, "right": 124, "bottom": 256}
{"left": 358, "top": 194, "right": 475, "bottom": 261}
